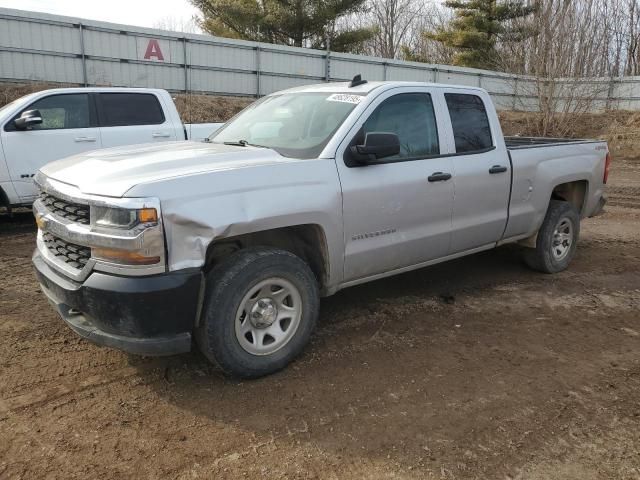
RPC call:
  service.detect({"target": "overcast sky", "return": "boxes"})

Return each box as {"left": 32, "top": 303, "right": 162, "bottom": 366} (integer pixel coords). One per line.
{"left": 0, "top": 0, "right": 201, "bottom": 30}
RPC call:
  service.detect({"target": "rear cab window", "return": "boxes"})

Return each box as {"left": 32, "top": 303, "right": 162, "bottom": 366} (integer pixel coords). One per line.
{"left": 98, "top": 93, "right": 165, "bottom": 127}
{"left": 444, "top": 93, "right": 493, "bottom": 153}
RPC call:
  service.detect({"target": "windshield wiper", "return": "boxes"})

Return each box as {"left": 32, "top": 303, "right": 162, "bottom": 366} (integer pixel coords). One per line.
{"left": 224, "top": 139, "right": 249, "bottom": 146}
{"left": 223, "top": 140, "right": 267, "bottom": 148}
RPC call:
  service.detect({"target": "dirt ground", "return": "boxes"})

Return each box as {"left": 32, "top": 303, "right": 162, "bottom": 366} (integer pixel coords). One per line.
{"left": 0, "top": 153, "right": 638, "bottom": 479}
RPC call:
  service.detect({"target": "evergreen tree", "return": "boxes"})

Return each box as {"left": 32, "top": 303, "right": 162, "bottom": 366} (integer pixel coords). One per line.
{"left": 191, "top": 0, "right": 375, "bottom": 52}
{"left": 426, "top": 0, "right": 536, "bottom": 70}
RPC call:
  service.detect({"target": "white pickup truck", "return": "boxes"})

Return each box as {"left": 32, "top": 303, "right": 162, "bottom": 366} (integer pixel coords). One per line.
{"left": 32, "top": 78, "right": 610, "bottom": 378}
{"left": 0, "top": 87, "right": 222, "bottom": 209}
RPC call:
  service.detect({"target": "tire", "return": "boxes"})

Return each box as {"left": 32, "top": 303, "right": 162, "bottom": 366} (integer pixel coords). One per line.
{"left": 524, "top": 199, "right": 580, "bottom": 274}
{"left": 196, "top": 247, "right": 319, "bottom": 378}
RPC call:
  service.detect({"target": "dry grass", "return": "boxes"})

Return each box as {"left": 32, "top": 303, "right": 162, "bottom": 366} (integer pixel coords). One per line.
{"left": 499, "top": 110, "right": 640, "bottom": 159}
{"left": 1, "top": 82, "right": 638, "bottom": 159}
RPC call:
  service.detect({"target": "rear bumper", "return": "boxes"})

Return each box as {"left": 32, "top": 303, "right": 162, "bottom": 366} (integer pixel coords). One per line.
{"left": 33, "top": 250, "right": 202, "bottom": 356}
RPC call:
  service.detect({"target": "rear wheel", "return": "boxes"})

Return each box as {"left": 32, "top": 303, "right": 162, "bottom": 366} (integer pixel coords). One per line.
{"left": 196, "top": 247, "right": 319, "bottom": 378}
{"left": 524, "top": 200, "right": 580, "bottom": 273}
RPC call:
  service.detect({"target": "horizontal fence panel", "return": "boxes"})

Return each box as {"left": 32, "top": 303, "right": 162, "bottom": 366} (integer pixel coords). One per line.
{"left": 259, "top": 74, "right": 320, "bottom": 95}
{"left": 189, "top": 42, "right": 254, "bottom": 71}
{"left": 479, "top": 76, "right": 514, "bottom": 96}
{"left": 0, "top": 16, "right": 80, "bottom": 55}
{"left": 86, "top": 59, "right": 185, "bottom": 90}
{"left": 188, "top": 69, "right": 256, "bottom": 96}
{"left": 387, "top": 65, "right": 433, "bottom": 82}
{"left": 0, "top": 51, "right": 84, "bottom": 83}
{"left": 261, "top": 50, "right": 325, "bottom": 79}
{"left": 329, "top": 54, "right": 385, "bottom": 81}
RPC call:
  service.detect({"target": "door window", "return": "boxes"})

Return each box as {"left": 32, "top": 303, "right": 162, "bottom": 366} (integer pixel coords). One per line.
{"left": 444, "top": 93, "right": 493, "bottom": 153}
{"left": 98, "top": 93, "right": 165, "bottom": 127}
{"left": 8, "top": 94, "right": 90, "bottom": 131}
{"left": 358, "top": 93, "right": 440, "bottom": 161}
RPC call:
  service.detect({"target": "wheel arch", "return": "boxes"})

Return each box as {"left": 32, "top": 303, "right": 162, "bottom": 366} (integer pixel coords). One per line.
{"left": 204, "top": 224, "right": 331, "bottom": 295}
{"left": 519, "top": 180, "right": 587, "bottom": 249}
{"left": 551, "top": 179, "right": 589, "bottom": 216}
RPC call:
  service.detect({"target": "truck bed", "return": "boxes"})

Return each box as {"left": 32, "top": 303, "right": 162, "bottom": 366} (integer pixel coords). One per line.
{"left": 505, "top": 136, "right": 601, "bottom": 149}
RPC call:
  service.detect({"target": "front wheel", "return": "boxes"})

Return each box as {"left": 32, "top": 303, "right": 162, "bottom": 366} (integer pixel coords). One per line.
{"left": 524, "top": 199, "right": 580, "bottom": 273}
{"left": 196, "top": 247, "right": 319, "bottom": 378}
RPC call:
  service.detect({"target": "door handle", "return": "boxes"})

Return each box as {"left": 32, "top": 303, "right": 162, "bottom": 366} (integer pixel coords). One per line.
{"left": 74, "top": 136, "right": 96, "bottom": 142}
{"left": 152, "top": 132, "right": 171, "bottom": 138}
{"left": 428, "top": 172, "right": 452, "bottom": 182}
{"left": 489, "top": 165, "right": 508, "bottom": 174}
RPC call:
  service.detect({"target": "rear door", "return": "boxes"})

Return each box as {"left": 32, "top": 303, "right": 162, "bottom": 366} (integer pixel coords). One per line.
{"left": 335, "top": 88, "right": 455, "bottom": 282}
{"left": 1, "top": 93, "right": 100, "bottom": 201}
{"left": 97, "top": 92, "right": 178, "bottom": 148}
{"left": 443, "top": 92, "right": 511, "bottom": 253}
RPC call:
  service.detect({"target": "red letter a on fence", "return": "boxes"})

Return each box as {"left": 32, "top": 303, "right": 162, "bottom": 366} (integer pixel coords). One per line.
{"left": 144, "top": 39, "right": 164, "bottom": 60}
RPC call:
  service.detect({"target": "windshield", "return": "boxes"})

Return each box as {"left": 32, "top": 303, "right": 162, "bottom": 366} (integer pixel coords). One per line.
{"left": 209, "top": 92, "right": 363, "bottom": 159}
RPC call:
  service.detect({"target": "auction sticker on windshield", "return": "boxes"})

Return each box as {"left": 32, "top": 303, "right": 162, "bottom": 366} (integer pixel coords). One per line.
{"left": 327, "top": 93, "right": 362, "bottom": 104}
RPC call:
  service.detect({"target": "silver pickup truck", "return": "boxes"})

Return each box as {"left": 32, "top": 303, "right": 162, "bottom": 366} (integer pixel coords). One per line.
{"left": 32, "top": 78, "right": 610, "bottom": 378}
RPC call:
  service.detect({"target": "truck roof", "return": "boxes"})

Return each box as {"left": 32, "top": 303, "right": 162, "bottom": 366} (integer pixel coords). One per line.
{"left": 20, "top": 87, "right": 169, "bottom": 95}
{"left": 276, "top": 80, "right": 488, "bottom": 96}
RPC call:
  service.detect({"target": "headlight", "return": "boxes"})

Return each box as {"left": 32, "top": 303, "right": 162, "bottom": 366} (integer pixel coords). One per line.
{"left": 93, "top": 206, "right": 158, "bottom": 229}
{"left": 90, "top": 204, "right": 164, "bottom": 269}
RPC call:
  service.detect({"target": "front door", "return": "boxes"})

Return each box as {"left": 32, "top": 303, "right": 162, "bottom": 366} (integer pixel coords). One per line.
{"left": 336, "top": 90, "right": 455, "bottom": 282}
{"left": 1, "top": 93, "right": 100, "bottom": 201}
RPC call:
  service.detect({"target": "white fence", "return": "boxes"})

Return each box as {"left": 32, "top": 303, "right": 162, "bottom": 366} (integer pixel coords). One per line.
{"left": 1, "top": 7, "right": 640, "bottom": 111}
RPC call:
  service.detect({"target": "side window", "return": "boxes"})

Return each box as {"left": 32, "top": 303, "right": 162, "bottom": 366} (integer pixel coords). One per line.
{"left": 444, "top": 93, "right": 493, "bottom": 153}
{"left": 12, "top": 94, "right": 90, "bottom": 131}
{"left": 360, "top": 93, "right": 439, "bottom": 161}
{"left": 98, "top": 93, "right": 165, "bottom": 127}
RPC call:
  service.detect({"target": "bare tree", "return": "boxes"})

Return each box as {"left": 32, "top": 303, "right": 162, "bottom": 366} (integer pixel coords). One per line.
{"left": 153, "top": 16, "right": 201, "bottom": 34}
{"left": 400, "top": 3, "right": 454, "bottom": 64}
{"left": 367, "top": 0, "right": 425, "bottom": 58}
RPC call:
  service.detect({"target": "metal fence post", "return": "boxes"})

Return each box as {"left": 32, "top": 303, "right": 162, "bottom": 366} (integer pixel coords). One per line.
{"left": 256, "top": 46, "right": 261, "bottom": 97}
{"left": 512, "top": 76, "right": 518, "bottom": 111}
{"left": 182, "top": 37, "right": 188, "bottom": 93}
{"left": 78, "top": 23, "right": 88, "bottom": 86}
{"left": 383, "top": 62, "right": 387, "bottom": 81}
{"left": 325, "top": 52, "right": 331, "bottom": 82}
{"left": 606, "top": 76, "right": 616, "bottom": 111}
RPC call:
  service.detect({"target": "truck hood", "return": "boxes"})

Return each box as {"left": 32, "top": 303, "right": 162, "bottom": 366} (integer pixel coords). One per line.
{"left": 40, "top": 141, "right": 298, "bottom": 197}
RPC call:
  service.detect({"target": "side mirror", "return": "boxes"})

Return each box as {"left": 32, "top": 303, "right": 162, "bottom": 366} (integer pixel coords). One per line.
{"left": 14, "top": 110, "right": 43, "bottom": 130}
{"left": 350, "top": 132, "right": 400, "bottom": 164}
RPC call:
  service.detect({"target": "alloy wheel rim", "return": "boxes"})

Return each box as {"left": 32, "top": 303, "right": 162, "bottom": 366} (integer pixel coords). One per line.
{"left": 235, "top": 277, "right": 302, "bottom": 356}
{"left": 551, "top": 217, "right": 573, "bottom": 261}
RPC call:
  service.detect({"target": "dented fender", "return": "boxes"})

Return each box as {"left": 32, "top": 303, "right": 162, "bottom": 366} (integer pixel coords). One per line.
{"left": 126, "top": 157, "right": 345, "bottom": 291}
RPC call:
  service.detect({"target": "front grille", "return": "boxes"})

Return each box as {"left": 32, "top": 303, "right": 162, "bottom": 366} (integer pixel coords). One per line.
{"left": 39, "top": 192, "right": 90, "bottom": 225}
{"left": 42, "top": 232, "right": 91, "bottom": 270}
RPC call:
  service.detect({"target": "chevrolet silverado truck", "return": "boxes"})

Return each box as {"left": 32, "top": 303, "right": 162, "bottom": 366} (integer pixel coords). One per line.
{"left": 0, "top": 87, "right": 222, "bottom": 210}
{"left": 32, "top": 78, "right": 610, "bottom": 378}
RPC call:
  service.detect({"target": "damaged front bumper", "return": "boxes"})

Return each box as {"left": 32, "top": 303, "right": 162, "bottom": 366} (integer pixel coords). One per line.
{"left": 33, "top": 250, "right": 201, "bottom": 356}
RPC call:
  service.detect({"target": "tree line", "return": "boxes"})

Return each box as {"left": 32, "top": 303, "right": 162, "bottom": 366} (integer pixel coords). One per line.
{"left": 186, "top": 0, "right": 640, "bottom": 78}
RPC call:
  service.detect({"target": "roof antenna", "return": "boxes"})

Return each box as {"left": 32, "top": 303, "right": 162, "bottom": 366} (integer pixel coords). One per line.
{"left": 349, "top": 74, "right": 367, "bottom": 88}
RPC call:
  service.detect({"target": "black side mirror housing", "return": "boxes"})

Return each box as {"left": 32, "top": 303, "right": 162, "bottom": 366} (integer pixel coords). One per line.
{"left": 14, "top": 110, "right": 43, "bottom": 130}
{"left": 349, "top": 132, "right": 400, "bottom": 164}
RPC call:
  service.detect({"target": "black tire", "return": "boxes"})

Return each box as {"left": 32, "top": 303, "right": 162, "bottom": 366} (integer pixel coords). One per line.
{"left": 524, "top": 199, "right": 580, "bottom": 273}
{"left": 196, "top": 247, "right": 319, "bottom": 378}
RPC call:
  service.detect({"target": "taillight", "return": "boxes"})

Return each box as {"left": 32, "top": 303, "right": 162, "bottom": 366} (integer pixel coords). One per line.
{"left": 603, "top": 152, "right": 612, "bottom": 184}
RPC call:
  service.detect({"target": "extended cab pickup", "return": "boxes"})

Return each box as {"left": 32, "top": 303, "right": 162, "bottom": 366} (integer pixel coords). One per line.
{"left": 32, "top": 79, "right": 610, "bottom": 378}
{"left": 0, "top": 87, "right": 222, "bottom": 209}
